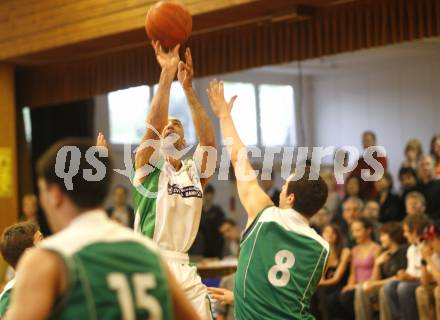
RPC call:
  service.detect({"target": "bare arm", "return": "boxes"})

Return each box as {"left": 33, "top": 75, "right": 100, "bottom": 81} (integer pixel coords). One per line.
{"left": 420, "top": 265, "right": 433, "bottom": 287}
{"left": 320, "top": 248, "right": 351, "bottom": 286}
{"left": 428, "top": 260, "right": 440, "bottom": 284}
{"left": 206, "top": 80, "right": 273, "bottom": 227}
{"left": 5, "top": 249, "right": 66, "bottom": 320}
{"left": 135, "top": 42, "right": 180, "bottom": 172}
{"left": 341, "top": 249, "right": 357, "bottom": 292}
{"left": 178, "top": 48, "right": 216, "bottom": 188}
{"left": 165, "top": 267, "right": 200, "bottom": 320}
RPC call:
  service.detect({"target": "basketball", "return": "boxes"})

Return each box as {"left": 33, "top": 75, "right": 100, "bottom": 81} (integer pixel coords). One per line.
{"left": 145, "top": 1, "right": 192, "bottom": 49}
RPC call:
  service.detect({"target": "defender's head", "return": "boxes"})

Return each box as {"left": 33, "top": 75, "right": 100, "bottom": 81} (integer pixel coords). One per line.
{"left": 36, "top": 138, "right": 112, "bottom": 233}
{"left": 161, "top": 117, "right": 186, "bottom": 151}
{"left": 279, "top": 168, "right": 328, "bottom": 219}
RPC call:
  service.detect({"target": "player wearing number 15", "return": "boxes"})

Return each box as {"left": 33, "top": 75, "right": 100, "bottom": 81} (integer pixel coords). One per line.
{"left": 206, "top": 81, "right": 330, "bottom": 319}
{"left": 5, "top": 139, "right": 198, "bottom": 320}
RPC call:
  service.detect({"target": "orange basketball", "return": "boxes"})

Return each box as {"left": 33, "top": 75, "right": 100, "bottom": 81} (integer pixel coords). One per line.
{"left": 145, "top": 1, "right": 192, "bottom": 49}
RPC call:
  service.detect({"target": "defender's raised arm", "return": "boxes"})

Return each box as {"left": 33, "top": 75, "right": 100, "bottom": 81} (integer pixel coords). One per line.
{"left": 206, "top": 80, "right": 273, "bottom": 227}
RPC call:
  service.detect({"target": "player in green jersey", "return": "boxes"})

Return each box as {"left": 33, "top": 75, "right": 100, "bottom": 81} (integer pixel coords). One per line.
{"left": 206, "top": 80, "right": 330, "bottom": 320}
{"left": 5, "top": 138, "right": 198, "bottom": 320}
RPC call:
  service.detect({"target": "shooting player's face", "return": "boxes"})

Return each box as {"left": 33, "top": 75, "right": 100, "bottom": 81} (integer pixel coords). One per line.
{"left": 162, "top": 118, "right": 186, "bottom": 150}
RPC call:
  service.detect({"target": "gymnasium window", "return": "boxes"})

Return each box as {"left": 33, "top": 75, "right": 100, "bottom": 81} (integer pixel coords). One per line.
{"left": 107, "top": 81, "right": 296, "bottom": 147}
{"left": 223, "top": 82, "right": 258, "bottom": 146}
{"left": 223, "top": 82, "right": 296, "bottom": 147}
{"left": 22, "top": 107, "right": 32, "bottom": 144}
{"left": 258, "top": 84, "right": 296, "bottom": 146}
{"left": 108, "top": 86, "right": 150, "bottom": 144}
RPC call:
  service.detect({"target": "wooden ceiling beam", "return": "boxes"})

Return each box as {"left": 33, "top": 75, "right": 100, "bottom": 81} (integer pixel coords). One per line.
{"left": 0, "top": 0, "right": 259, "bottom": 61}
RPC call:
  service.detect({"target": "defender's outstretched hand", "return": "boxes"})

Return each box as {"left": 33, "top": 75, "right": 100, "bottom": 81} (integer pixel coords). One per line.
{"left": 206, "top": 80, "right": 237, "bottom": 119}
{"left": 96, "top": 132, "right": 108, "bottom": 149}
{"left": 152, "top": 40, "right": 180, "bottom": 73}
{"left": 177, "top": 48, "right": 194, "bottom": 90}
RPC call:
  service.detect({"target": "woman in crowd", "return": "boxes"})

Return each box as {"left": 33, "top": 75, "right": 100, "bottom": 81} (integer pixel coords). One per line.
{"left": 375, "top": 172, "right": 404, "bottom": 223}
{"left": 355, "top": 222, "right": 408, "bottom": 320}
{"left": 315, "top": 224, "right": 351, "bottom": 320}
{"left": 344, "top": 176, "right": 363, "bottom": 200}
{"left": 340, "top": 218, "right": 381, "bottom": 319}
{"left": 401, "top": 139, "right": 423, "bottom": 170}
{"left": 430, "top": 134, "right": 440, "bottom": 177}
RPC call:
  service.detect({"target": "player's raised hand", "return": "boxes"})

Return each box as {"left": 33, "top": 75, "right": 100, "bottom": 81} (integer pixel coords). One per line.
{"left": 152, "top": 40, "right": 180, "bottom": 73}
{"left": 207, "top": 287, "right": 234, "bottom": 305}
{"left": 177, "top": 48, "right": 194, "bottom": 90}
{"left": 206, "top": 79, "right": 237, "bottom": 119}
{"left": 96, "top": 132, "right": 108, "bottom": 150}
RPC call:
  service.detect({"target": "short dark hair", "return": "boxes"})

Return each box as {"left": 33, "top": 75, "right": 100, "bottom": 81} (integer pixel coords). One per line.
{"left": 221, "top": 218, "right": 237, "bottom": 226}
{"left": 399, "top": 166, "right": 417, "bottom": 179}
{"left": 205, "top": 184, "right": 215, "bottom": 194}
{"left": 0, "top": 222, "right": 39, "bottom": 268}
{"left": 403, "top": 213, "right": 430, "bottom": 233}
{"left": 380, "top": 222, "right": 406, "bottom": 245}
{"left": 36, "top": 138, "right": 112, "bottom": 209}
{"left": 287, "top": 169, "right": 328, "bottom": 218}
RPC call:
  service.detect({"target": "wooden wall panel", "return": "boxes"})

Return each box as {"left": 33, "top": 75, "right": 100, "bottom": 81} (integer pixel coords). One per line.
{"left": 0, "top": 64, "right": 19, "bottom": 236}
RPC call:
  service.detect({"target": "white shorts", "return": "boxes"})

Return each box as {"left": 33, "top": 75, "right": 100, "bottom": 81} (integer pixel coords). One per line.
{"left": 161, "top": 250, "right": 213, "bottom": 320}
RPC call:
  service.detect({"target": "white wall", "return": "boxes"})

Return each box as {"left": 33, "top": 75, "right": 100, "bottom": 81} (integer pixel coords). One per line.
{"left": 309, "top": 49, "right": 440, "bottom": 183}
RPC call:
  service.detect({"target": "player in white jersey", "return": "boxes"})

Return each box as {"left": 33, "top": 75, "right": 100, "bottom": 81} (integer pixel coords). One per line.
{"left": 132, "top": 41, "right": 216, "bottom": 319}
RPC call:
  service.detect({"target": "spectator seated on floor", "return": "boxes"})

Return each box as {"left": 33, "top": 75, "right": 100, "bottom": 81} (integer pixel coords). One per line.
{"left": 355, "top": 222, "right": 408, "bottom": 320}
{"left": 339, "top": 218, "right": 381, "bottom": 320}
{"left": 314, "top": 224, "right": 351, "bottom": 320}
{"left": 416, "top": 221, "right": 440, "bottom": 320}
{"left": 382, "top": 213, "right": 430, "bottom": 320}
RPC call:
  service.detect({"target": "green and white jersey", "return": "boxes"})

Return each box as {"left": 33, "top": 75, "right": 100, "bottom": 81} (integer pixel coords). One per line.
{"left": 133, "top": 157, "right": 203, "bottom": 253}
{"left": 0, "top": 278, "right": 15, "bottom": 317}
{"left": 39, "top": 210, "right": 173, "bottom": 320}
{"left": 234, "top": 206, "right": 329, "bottom": 320}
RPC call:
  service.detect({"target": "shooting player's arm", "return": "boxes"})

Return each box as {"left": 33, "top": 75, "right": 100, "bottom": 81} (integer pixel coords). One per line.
{"left": 135, "top": 42, "right": 180, "bottom": 178}
{"left": 178, "top": 48, "right": 216, "bottom": 188}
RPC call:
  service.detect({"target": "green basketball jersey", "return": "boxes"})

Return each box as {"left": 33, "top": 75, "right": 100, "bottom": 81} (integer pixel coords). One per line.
{"left": 39, "top": 210, "right": 173, "bottom": 320}
{"left": 0, "top": 278, "right": 14, "bottom": 317}
{"left": 234, "top": 206, "right": 329, "bottom": 320}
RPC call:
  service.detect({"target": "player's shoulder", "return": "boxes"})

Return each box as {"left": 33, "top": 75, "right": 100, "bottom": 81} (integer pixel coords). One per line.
{"left": 0, "top": 279, "right": 15, "bottom": 301}
{"left": 259, "top": 206, "right": 329, "bottom": 251}
{"left": 39, "top": 211, "right": 160, "bottom": 256}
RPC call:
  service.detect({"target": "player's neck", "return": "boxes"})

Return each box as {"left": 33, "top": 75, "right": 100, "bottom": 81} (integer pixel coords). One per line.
{"left": 166, "top": 156, "right": 182, "bottom": 171}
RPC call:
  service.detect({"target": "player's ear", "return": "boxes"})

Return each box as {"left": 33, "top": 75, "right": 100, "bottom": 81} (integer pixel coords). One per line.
{"left": 48, "top": 183, "right": 64, "bottom": 208}
{"left": 287, "top": 192, "right": 295, "bottom": 208}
